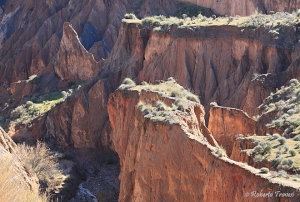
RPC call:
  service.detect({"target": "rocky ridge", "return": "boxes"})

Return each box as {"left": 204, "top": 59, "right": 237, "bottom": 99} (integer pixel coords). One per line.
{"left": 108, "top": 82, "right": 300, "bottom": 201}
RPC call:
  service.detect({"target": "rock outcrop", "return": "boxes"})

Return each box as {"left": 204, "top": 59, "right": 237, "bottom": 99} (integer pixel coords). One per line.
{"left": 0, "top": 126, "right": 16, "bottom": 153}
{"left": 105, "top": 22, "right": 300, "bottom": 117}
{"left": 54, "top": 22, "right": 100, "bottom": 82}
{"left": 0, "top": 0, "right": 196, "bottom": 85}
{"left": 208, "top": 105, "right": 256, "bottom": 156}
{"left": 108, "top": 86, "right": 300, "bottom": 202}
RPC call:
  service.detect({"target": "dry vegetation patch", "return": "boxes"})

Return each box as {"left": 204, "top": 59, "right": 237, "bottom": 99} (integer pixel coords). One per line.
{"left": 123, "top": 10, "right": 300, "bottom": 33}
{"left": 0, "top": 152, "right": 47, "bottom": 202}
{"left": 16, "top": 141, "right": 67, "bottom": 194}
{"left": 118, "top": 77, "right": 200, "bottom": 123}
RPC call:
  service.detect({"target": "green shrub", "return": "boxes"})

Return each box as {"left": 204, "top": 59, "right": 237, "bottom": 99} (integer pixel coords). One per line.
{"left": 254, "top": 145, "right": 263, "bottom": 154}
{"left": 264, "top": 144, "right": 272, "bottom": 154}
{"left": 122, "top": 78, "right": 136, "bottom": 85}
{"left": 283, "top": 146, "right": 289, "bottom": 153}
{"left": 271, "top": 157, "right": 282, "bottom": 168}
{"left": 289, "top": 150, "right": 296, "bottom": 156}
{"left": 124, "top": 13, "right": 137, "bottom": 20}
{"left": 293, "top": 135, "right": 300, "bottom": 141}
{"left": 260, "top": 167, "right": 269, "bottom": 174}
{"left": 278, "top": 137, "right": 286, "bottom": 145}
{"left": 254, "top": 154, "right": 264, "bottom": 162}
{"left": 25, "top": 101, "right": 34, "bottom": 108}
{"left": 276, "top": 151, "right": 281, "bottom": 157}
{"left": 295, "top": 143, "right": 300, "bottom": 149}
{"left": 290, "top": 79, "right": 300, "bottom": 86}
{"left": 272, "top": 133, "right": 281, "bottom": 140}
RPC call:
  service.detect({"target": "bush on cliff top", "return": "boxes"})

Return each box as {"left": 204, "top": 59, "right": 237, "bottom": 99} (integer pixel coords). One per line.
{"left": 131, "top": 78, "right": 200, "bottom": 104}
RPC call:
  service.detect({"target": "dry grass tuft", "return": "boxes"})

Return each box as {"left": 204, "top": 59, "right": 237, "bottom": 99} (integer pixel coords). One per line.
{"left": 16, "top": 141, "right": 67, "bottom": 194}
{"left": 0, "top": 152, "right": 47, "bottom": 202}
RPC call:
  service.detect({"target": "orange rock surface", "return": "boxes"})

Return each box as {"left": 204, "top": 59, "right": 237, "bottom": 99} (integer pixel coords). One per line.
{"left": 108, "top": 87, "right": 300, "bottom": 202}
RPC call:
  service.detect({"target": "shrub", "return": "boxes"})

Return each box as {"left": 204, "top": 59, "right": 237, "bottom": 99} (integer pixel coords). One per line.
{"left": 177, "top": 103, "right": 185, "bottom": 112}
{"left": 272, "top": 133, "right": 281, "bottom": 140}
{"left": 122, "top": 78, "right": 136, "bottom": 85}
{"left": 287, "top": 159, "right": 294, "bottom": 166}
{"left": 124, "top": 13, "right": 137, "bottom": 20}
{"left": 289, "top": 150, "right": 296, "bottom": 156}
{"left": 11, "top": 106, "right": 26, "bottom": 119}
{"left": 215, "top": 146, "right": 227, "bottom": 157}
{"left": 290, "top": 79, "right": 300, "bottom": 86}
{"left": 254, "top": 154, "right": 263, "bottom": 162}
{"left": 16, "top": 142, "right": 66, "bottom": 194}
{"left": 186, "top": 94, "right": 200, "bottom": 103}
{"left": 167, "top": 77, "right": 176, "bottom": 82}
{"left": 171, "top": 90, "right": 182, "bottom": 98}
{"left": 293, "top": 135, "right": 300, "bottom": 141}
{"left": 276, "top": 151, "right": 281, "bottom": 158}
{"left": 295, "top": 142, "right": 300, "bottom": 149}
{"left": 210, "top": 102, "right": 218, "bottom": 107}
{"left": 278, "top": 170, "right": 288, "bottom": 177}
{"left": 278, "top": 137, "right": 286, "bottom": 145}
{"left": 283, "top": 146, "right": 289, "bottom": 153}
{"left": 253, "top": 145, "right": 263, "bottom": 154}
{"left": 156, "top": 101, "right": 167, "bottom": 111}
{"left": 141, "top": 81, "right": 148, "bottom": 85}
{"left": 271, "top": 157, "right": 282, "bottom": 169}
{"left": 26, "top": 101, "right": 34, "bottom": 108}
{"left": 0, "top": 154, "right": 46, "bottom": 202}
{"left": 260, "top": 167, "right": 269, "bottom": 174}
{"left": 263, "top": 144, "right": 272, "bottom": 154}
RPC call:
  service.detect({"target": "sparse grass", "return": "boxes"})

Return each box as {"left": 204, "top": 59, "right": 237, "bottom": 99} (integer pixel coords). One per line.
{"left": 118, "top": 78, "right": 136, "bottom": 90}
{"left": 16, "top": 142, "right": 67, "bottom": 194}
{"left": 246, "top": 135, "right": 300, "bottom": 172}
{"left": 260, "top": 79, "right": 300, "bottom": 137}
{"left": 131, "top": 78, "right": 200, "bottom": 104}
{"left": 0, "top": 152, "right": 47, "bottom": 202}
{"left": 10, "top": 90, "right": 73, "bottom": 126}
{"left": 131, "top": 79, "right": 201, "bottom": 124}
{"left": 123, "top": 10, "right": 300, "bottom": 32}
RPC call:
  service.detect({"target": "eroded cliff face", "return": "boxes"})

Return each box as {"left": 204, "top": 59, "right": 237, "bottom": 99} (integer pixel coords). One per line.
{"left": 54, "top": 22, "right": 100, "bottom": 82}
{"left": 0, "top": 126, "right": 16, "bottom": 153}
{"left": 0, "top": 0, "right": 193, "bottom": 85}
{"left": 105, "top": 23, "right": 300, "bottom": 118}
{"left": 108, "top": 87, "right": 300, "bottom": 202}
{"left": 208, "top": 105, "right": 256, "bottom": 156}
